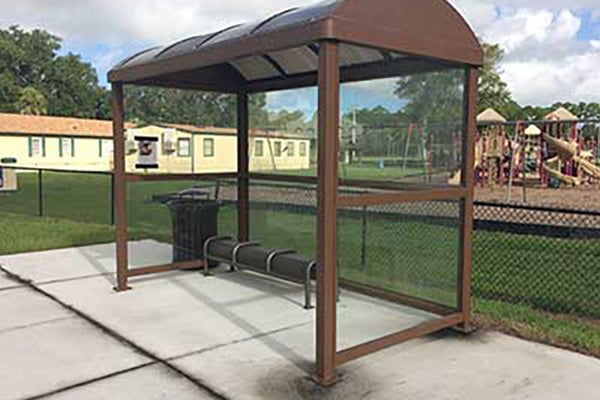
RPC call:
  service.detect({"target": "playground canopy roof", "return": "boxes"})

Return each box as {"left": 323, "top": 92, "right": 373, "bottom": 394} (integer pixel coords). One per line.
{"left": 108, "top": 0, "right": 483, "bottom": 93}
{"left": 524, "top": 124, "right": 542, "bottom": 136}
{"left": 477, "top": 108, "right": 507, "bottom": 123}
{"left": 545, "top": 107, "right": 578, "bottom": 122}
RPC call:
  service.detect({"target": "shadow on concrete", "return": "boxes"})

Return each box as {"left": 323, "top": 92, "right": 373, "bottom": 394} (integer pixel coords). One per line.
{"left": 169, "top": 275, "right": 314, "bottom": 375}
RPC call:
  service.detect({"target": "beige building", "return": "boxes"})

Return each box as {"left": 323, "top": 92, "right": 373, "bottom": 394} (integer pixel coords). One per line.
{"left": 0, "top": 113, "right": 311, "bottom": 174}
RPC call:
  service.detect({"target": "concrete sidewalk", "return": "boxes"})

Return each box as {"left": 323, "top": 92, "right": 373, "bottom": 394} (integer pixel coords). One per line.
{"left": 1, "top": 241, "right": 599, "bottom": 400}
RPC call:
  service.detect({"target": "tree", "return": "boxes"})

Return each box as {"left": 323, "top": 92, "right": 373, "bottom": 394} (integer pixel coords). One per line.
{"left": 18, "top": 86, "right": 47, "bottom": 115}
{"left": 395, "top": 69, "right": 464, "bottom": 124}
{"left": 266, "top": 109, "right": 305, "bottom": 130}
{"left": 43, "top": 53, "right": 102, "bottom": 118}
{"left": 123, "top": 86, "right": 268, "bottom": 128}
{"left": 0, "top": 26, "right": 103, "bottom": 118}
{"left": 478, "top": 43, "right": 518, "bottom": 118}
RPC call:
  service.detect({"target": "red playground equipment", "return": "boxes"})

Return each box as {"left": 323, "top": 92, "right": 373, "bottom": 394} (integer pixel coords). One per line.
{"left": 474, "top": 107, "right": 600, "bottom": 190}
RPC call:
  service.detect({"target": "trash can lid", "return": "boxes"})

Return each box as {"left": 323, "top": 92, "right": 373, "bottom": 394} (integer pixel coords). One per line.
{"left": 152, "top": 188, "right": 212, "bottom": 204}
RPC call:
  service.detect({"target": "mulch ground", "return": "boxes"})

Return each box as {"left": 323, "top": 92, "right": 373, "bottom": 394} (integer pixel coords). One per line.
{"left": 475, "top": 185, "right": 600, "bottom": 211}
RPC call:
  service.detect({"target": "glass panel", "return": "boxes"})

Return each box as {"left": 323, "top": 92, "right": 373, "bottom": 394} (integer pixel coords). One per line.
{"left": 335, "top": 43, "right": 467, "bottom": 352}
{"left": 339, "top": 46, "right": 465, "bottom": 186}
{"left": 123, "top": 87, "right": 238, "bottom": 175}
{"left": 248, "top": 179, "right": 317, "bottom": 260}
{"left": 249, "top": 88, "right": 316, "bottom": 176}
{"left": 126, "top": 179, "right": 237, "bottom": 268}
{"left": 336, "top": 198, "right": 461, "bottom": 350}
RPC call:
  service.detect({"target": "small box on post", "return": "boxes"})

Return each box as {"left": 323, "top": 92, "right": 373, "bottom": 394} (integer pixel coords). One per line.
{"left": 0, "top": 158, "right": 18, "bottom": 192}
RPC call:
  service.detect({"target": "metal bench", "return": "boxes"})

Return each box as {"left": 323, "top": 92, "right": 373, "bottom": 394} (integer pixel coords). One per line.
{"left": 203, "top": 236, "right": 318, "bottom": 309}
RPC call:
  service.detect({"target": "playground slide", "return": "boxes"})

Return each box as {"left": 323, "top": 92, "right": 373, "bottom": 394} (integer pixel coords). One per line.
{"left": 576, "top": 156, "right": 600, "bottom": 179}
{"left": 543, "top": 134, "right": 578, "bottom": 159}
{"left": 542, "top": 158, "right": 581, "bottom": 186}
{"left": 543, "top": 134, "right": 600, "bottom": 183}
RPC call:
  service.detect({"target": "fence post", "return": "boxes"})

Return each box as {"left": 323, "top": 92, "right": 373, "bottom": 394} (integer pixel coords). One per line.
{"left": 38, "top": 169, "right": 43, "bottom": 217}
{"left": 360, "top": 206, "right": 367, "bottom": 270}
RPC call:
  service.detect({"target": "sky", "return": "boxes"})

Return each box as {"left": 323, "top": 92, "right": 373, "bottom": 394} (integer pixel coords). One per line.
{"left": 1, "top": 0, "right": 600, "bottom": 115}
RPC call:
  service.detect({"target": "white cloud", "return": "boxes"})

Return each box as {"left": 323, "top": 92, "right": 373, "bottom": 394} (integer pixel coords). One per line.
{"left": 475, "top": 6, "right": 600, "bottom": 105}
{"left": 0, "top": 0, "right": 318, "bottom": 45}
{"left": 502, "top": 48, "right": 600, "bottom": 105}
{"left": 450, "top": 0, "right": 499, "bottom": 34}
{"left": 1, "top": 0, "right": 599, "bottom": 106}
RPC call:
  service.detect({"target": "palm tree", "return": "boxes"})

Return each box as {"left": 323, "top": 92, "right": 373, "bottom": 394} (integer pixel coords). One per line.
{"left": 18, "top": 87, "right": 48, "bottom": 116}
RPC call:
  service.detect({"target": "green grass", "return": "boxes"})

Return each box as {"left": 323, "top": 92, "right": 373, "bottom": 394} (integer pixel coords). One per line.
{"left": 475, "top": 299, "right": 600, "bottom": 358}
{"left": 0, "top": 212, "right": 118, "bottom": 255}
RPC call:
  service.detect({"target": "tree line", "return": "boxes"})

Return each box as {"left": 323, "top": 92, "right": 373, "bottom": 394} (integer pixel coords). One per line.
{"left": 1, "top": 26, "right": 599, "bottom": 128}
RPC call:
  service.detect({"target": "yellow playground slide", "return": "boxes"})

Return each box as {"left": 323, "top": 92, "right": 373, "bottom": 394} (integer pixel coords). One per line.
{"left": 543, "top": 134, "right": 600, "bottom": 185}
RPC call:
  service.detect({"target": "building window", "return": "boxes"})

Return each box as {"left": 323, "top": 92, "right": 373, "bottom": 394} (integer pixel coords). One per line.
{"left": 203, "top": 138, "right": 215, "bottom": 157}
{"left": 300, "top": 142, "right": 307, "bottom": 157}
{"left": 274, "top": 141, "right": 282, "bottom": 157}
{"left": 254, "top": 140, "right": 264, "bottom": 157}
{"left": 29, "top": 137, "right": 44, "bottom": 157}
{"left": 177, "top": 138, "right": 191, "bottom": 157}
{"left": 60, "top": 137, "right": 74, "bottom": 157}
{"left": 99, "top": 140, "right": 113, "bottom": 157}
{"left": 287, "top": 141, "right": 295, "bottom": 157}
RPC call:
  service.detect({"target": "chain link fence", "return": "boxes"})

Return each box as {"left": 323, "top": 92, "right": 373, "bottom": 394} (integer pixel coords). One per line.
{"left": 2, "top": 168, "right": 598, "bottom": 322}
{"left": 0, "top": 167, "right": 114, "bottom": 224}
{"left": 473, "top": 202, "right": 600, "bottom": 319}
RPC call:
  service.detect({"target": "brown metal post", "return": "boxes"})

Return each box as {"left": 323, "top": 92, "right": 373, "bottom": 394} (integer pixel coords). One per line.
{"left": 237, "top": 91, "right": 250, "bottom": 242}
{"left": 315, "top": 40, "right": 339, "bottom": 386}
{"left": 112, "top": 82, "right": 130, "bottom": 291}
{"left": 456, "top": 67, "right": 479, "bottom": 330}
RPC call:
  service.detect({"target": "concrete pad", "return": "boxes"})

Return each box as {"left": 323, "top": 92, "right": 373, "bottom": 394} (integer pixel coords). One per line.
{"left": 0, "top": 287, "right": 72, "bottom": 332}
{"left": 173, "top": 326, "right": 600, "bottom": 400}
{"left": 337, "top": 291, "right": 435, "bottom": 350}
{"left": 43, "top": 364, "right": 216, "bottom": 400}
{"left": 38, "top": 270, "right": 317, "bottom": 360}
{"left": 0, "top": 240, "right": 171, "bottom": 285}
{"left": 0, "top": 318, "right": 150, "bottom": 400}
{"left": 4, "top": 243, "right": 599, "bottom": 399}
{"left": 39, "top": 267, "right": 432, "bottom": 360}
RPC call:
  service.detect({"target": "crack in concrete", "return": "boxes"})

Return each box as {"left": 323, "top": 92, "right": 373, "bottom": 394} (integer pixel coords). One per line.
{"left": 166, "top": 319, "right": 314, "bottom": 362}
{"left": 0, "top": 315, "right": 76, "bottom": 335}
{"left": 0, "top": 266, "right": 232, "bottom": 400}
{"left": 24, "top": 362, "right": 156, "bottom": 400}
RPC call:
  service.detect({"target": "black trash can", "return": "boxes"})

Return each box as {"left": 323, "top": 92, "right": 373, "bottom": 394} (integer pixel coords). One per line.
{"left": 155, "top": 188, "right": 220, "bottom": 263}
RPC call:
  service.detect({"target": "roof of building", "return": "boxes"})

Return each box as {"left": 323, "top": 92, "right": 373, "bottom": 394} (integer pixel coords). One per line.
{"left": 159, "top": 123, "right": 310, "bottom": 140}
{"left": 476, "top": 108, "right": 507, "bottom": 123}
{"left": 0, "top": 114, "right": 310, "bottom": 141}
{"left": 0, "top": 113, "right": 134, "bottom": 138}
{"left": 108, "top": 0, "right": 483, "bottom": 92}
{"left": 544, "top": 107, "right": 578, "bottom": 121}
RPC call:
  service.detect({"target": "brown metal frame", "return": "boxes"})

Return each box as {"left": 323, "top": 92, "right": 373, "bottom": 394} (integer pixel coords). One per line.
{"left": 315, "top": 40, "right": 340, "bottom": 385}
{"left": 110, "top": 1, "right": 482, "bottom": 385}
{"left": 111, "top": 82, "right": 239, "bottom": 287}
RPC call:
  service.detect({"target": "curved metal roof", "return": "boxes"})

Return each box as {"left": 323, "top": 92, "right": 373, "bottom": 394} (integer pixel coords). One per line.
{"left": 109, "top": 0, "right": 482, "bottom": 92}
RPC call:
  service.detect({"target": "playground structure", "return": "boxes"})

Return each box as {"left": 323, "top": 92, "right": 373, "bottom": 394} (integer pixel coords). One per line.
{"left": 474, "top": 107, "right": 600, "bottom": 190}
